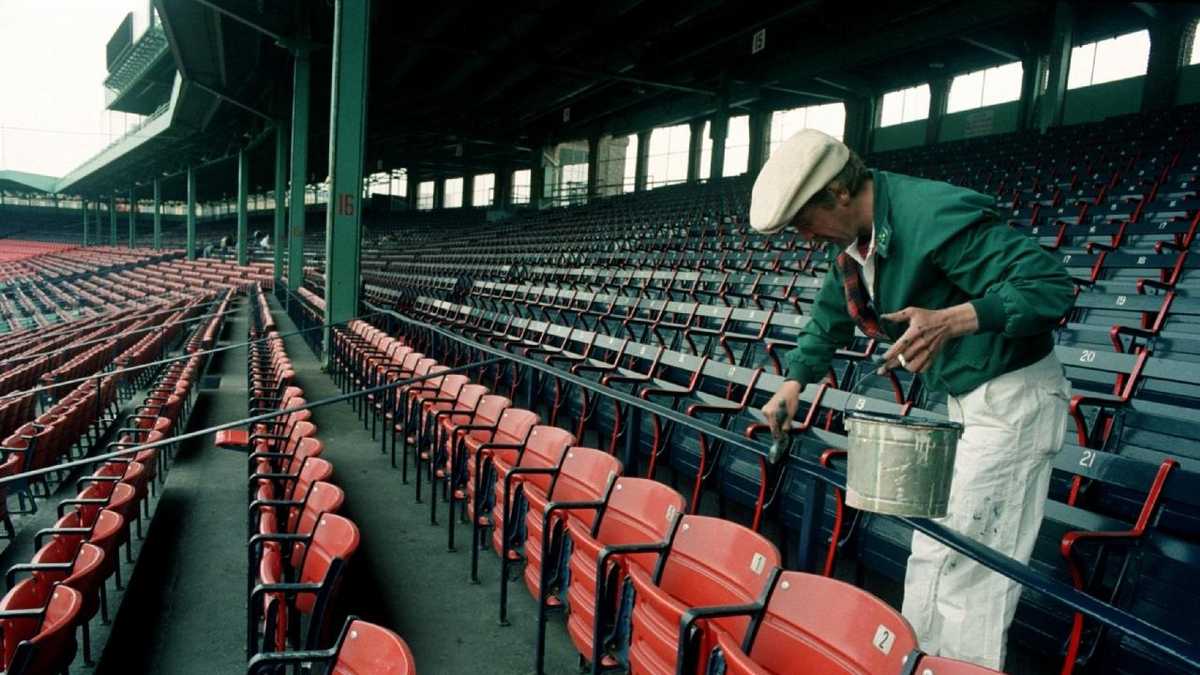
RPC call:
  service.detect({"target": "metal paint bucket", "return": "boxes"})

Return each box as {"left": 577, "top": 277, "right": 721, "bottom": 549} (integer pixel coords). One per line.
{"left": 844, "top": 411, "right": 961, "bottom": 518}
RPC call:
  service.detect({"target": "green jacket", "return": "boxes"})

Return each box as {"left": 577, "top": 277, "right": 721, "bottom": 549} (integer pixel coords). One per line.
{"left": 784, "top": 170, "right": 1075, "bottom": 396}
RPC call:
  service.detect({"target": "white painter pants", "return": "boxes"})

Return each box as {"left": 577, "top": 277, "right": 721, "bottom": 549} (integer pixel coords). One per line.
{"left": 901, "top": 352, "right": 1069, "bottom": 670}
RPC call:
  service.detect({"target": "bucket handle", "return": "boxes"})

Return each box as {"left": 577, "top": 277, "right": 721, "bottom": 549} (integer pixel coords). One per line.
{"left": 840, "top": 356, "right": 915, "bottom": 419}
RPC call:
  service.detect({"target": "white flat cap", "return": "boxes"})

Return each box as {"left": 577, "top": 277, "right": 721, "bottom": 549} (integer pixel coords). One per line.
{"left": 750, "top": 129, "right": 850, "bottom": 234}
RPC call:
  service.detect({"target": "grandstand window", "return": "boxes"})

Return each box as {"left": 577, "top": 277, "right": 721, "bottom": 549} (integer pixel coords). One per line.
{"left": 1188, "top": 21, "right": 1200, "bottom": 65}
{"left": 699, "top": 122, "right": 712, "bottom": 181}
{"left": 1067, "top": 30, "right": 1150, "bottom": 89}
{"left": 366, "top": 171, "right": 391, "bottom": 196}
{"left": 879, "top": 84, "right": 930, "bottom": 127}
{"left": 724, "top": 115, "right": 751, "bottom": 176}
{"left": 595, "top": 134, "right": 635, "bottom": 195}
{"left": 646, "top": 123, "right": 691, "bottom": 189}
{"left": 417, "top": 181, "right": 435, "bottom": 210}
{"left": 947, "top": 62, "right": 1023, "bottom": 113}
{"left": 512, "top": 169, "right": 531, "bottom": 204}
{"left": 623, "top": 134, "right": 638, "bottom": 193}
{"left": 390, "top": 169, "right": 407, "bottom": 197}
{"left": 443, "top": 177, "right": 464, "bottom": 208}
{"left": 473, "top": 173, "right": 495, "bottom": 207}
{"left": 558, "top": 161, "right": 588, "bottom": 206}
{"left": 769, "top": 104, "right": 846, "bottom": 155}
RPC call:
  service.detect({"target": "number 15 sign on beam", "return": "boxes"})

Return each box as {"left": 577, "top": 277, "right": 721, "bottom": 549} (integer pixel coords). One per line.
{"left": 337, "top": 193, "right": 355, "bottom": 216}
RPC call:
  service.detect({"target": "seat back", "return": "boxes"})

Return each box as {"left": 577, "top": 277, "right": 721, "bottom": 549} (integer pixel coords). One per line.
{"left": 453, "top": 384, "right": 488, "bottom": 412}
{"left": 593, "top": 477, "right": 686, "bottom": 574}
{"left": 61, "top": 543, "right": 106, "bottom": 622}
{"left": 629, "top": 515, "right": 781, "bottom": 675}
{"left": 514, "top": 425, "right": 577, "bottom": 494}
{"left": 547, "top": 447, "right": 622, "bottom": 532}
{"left": 287, "top": 457, "right": 334, "bottom": 502}
{"left": 9, "top": 584, "right": 82, "bottom": 675}
{"left": 0, "top": 577, "right": 50, "bottom": 668}
{"left": 295, "top": 514, "right": 361, "bottom": 614}
{"left": 282, "top": 437, "right": 325, "bottom": 476}
{"left": 742, "top": 572, "right": 917, "bottom": 675}
{"left": 288, "top": 482, "right": 347, "bottom": 567}
{"left": 663, "top": 514, "right": 779, "bottom": 630}
{"left": 473, "top": 394, "right": 511, "bottom": 424}
{"left": 431, "top": 374, "right": 469, "bottom": 404}
{"left": 86, "top": 509, "right": 127, "bottom": 563}
{"left": 494, "top": 408, "right": 541, "bottom": 445}
{"left": 333, "top": 619, "right": 417, "bottom": 675}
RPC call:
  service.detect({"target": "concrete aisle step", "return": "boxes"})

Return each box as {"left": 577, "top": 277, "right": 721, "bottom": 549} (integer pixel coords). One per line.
{"left": 95, "top": 298, "right": 251, "bottom": 675}
{"left": 270, "top": 297, "right": 584, "bottom": 674}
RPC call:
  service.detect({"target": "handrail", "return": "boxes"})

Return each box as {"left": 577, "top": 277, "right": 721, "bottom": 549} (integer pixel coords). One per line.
{"left": 360, "top": 299, "right": 1200, "bottom": 671}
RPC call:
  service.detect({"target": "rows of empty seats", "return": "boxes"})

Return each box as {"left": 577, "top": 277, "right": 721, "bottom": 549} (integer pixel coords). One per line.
{"left": 327, "top": 318, "right": 996, "bottom": 674}
{"left": 0, "top": 290, "right": 230, "bottom": 674}
{"left": 304, "top": 104, "right": 1200, "bottom": 674}
{"left": 233, "top": 286, "right": 415, "bottom": 673}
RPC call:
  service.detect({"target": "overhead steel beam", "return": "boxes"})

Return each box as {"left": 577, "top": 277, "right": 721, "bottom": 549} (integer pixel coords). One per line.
{"left": 959, "top": 36, "right": 1021, "bottom": 62}
{"left": 192, "top": 0, "right": 294, "bottom": 46}
{"left": 190, "top": 80, "right": 277, "bottom": 122}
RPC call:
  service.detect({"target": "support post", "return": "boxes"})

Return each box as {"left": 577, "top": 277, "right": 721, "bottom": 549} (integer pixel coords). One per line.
{"left": 323, "top": 0, "right": 370, "bottom": 364}
{"left": 128, "top": 187, "right": 136, "bottom": 248}
{"left": 109, "top": 195, "right": 117, "bottom": 245}
{"left": 586, "top": 134, "right": 600, "bottom": 199}
{"left": 82, "top": 199, "right": 89, "bottom": 246}
{"left": 925, "top": 77, "right": 951, "bottom": 145}
{"left": 1142, "top": 11, "right": 1191, "bottom": 113}
{"left": 274, "top": 125, "right": 287, "bottom": 283}
{"left": 187, "top": 167, "right": 197, "bottom": 260}
{"left": 237, "top": 147, "right": 249, "bottom": 265}
{"left": 634, "top": 130, "right": 651, "bottom": 191}
{"left": 1039, "top": 1, "right": 1074, "bottom": 133}
{"left": 687, "top": 120, "right": 704, "bottom": 183}
{"left": 709, "top": 114, "right": 728, "bottom": 181}
{"left": 153, "top": 179, "right": 162, "bottom": 250}
{"left": 747, "top": 109, "right": 770, "bottom": 179}
{"left": 288, "top": 49, "right": 312, "bottom": 290}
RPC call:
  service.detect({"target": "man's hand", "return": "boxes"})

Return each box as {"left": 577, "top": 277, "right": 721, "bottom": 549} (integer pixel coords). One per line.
{"left": 878, "top": 303, "right": 980, "bottom": 373}
{"left": 762, "top": 380, "right": 803, "bottom": 437}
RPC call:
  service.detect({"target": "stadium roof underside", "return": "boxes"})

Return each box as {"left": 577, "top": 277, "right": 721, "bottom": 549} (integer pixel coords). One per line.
{"left": 0, "top": 170, "right": 58, "bottom": 194}
{"left": 53, "top": 0, "right": 1178, "bottom": 203}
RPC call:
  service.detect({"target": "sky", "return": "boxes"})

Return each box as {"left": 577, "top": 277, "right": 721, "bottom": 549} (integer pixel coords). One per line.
{"left": 0, "top": 0, "right": 152, "bottom": 178}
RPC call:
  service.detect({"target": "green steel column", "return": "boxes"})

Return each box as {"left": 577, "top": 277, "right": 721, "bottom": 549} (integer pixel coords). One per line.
{"left": 82, "top": 199, "right": 89, "bottom": 246}
{"left": 1039, "top": 1, "right": 1073, "bottom": 133}
{"left": 128, "top": 187, "right": 136, "bottom": 248}
{"left": 273, "top": 125, "right": 287, "bottom": 284}
{"left": 109, "top": 195, "right": 117, "bottom": 245}
{"left": 153, "top": 178, "right": 162, "bottom": 250}
{"left": 237, "top": 147, "right": 249, "bottom": 266}
{"left": 187, "top": 167, "right": 197, "bottom": 260}
{"left": 323, "top": 0, "right": 370, "bottom": 362}
{"left": 288, "top": 50, "right": 312, "bottom": 291}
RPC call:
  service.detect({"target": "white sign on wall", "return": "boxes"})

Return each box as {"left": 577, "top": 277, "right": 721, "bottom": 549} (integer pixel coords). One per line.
{"left": 963, "top": 109, "right": 995, "bottom": 138}
{"left": 752, "top": 29, "right": 766, "bottom": 54}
